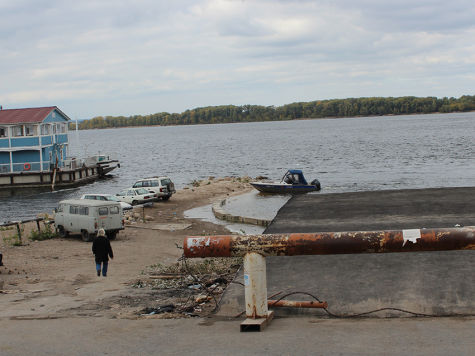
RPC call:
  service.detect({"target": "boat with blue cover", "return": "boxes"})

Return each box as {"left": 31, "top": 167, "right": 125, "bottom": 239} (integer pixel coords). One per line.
{"left": 250, "top": 169, "right": 321, "bottom": 194}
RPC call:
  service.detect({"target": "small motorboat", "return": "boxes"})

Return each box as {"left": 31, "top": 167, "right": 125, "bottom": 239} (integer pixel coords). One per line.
{"left": 250, "top": 169, "right": 321, "bottom": 194}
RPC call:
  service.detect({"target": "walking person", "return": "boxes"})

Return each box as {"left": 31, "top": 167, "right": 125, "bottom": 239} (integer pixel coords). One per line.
{"left": 92, "top": 228, "right": 113, "bottom": 277}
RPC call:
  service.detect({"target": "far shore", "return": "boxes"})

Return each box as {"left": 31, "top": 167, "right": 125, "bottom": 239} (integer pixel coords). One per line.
{"left": 73, "top": 110, "right": 475, "bottom": 130}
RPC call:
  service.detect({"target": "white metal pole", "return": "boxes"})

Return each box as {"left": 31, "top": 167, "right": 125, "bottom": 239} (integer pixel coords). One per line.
{"left": 243, "top": 252, "right": 269, "bottom": 318}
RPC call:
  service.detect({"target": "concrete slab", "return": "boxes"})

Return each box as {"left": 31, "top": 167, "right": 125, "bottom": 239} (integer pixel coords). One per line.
{"left": 267, "top": 187, "right": 475, "bottom": 233}
{"left": 1, "top": 317, "right": 474, "bottom": 355}
{"left": 219, "top": 187, "right": 475, "bottom": 317}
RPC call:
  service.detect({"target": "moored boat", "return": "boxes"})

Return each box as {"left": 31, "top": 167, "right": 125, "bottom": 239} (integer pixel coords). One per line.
{"left": 250, "top": 169, "right": 321, "bottom": 194}
{"left": 0, "top": 106, "right": 120, "bottom": 191}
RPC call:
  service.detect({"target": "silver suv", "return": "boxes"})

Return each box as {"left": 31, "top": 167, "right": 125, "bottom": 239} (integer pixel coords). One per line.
{"left": 131, "top": 176, "right": 176, "bottom": 201}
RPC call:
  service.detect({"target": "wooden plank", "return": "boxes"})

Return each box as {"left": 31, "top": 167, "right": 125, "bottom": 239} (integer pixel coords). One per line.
{"left": 240, "top": 311, "right": 274, "bottom": 332}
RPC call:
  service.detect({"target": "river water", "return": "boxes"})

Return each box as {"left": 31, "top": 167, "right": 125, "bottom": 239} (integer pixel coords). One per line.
{"left": 1, "top": 112, "right": 475, "bottom": 223}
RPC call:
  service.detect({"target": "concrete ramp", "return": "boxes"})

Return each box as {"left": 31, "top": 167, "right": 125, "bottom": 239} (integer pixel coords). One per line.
{"left": 218, "top": 187, "right": 475, "bottom": 317}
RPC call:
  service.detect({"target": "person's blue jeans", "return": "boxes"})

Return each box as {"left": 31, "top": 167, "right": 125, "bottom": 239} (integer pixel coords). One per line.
{"left": 96, "top": 262, "right": 108, "bottom": 276}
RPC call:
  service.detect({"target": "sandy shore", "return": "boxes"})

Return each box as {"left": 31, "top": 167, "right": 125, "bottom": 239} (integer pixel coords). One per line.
{"left": 0, "top": 177, "right": 252, "bottom": 320}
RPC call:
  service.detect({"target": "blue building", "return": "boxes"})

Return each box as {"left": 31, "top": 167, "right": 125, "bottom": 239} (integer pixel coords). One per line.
{"left": 0, "top": 106, "right": 70, "bottom": 173}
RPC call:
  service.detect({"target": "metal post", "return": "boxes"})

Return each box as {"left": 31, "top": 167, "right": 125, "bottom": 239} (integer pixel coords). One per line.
{"left": 51, "top": 168, "right": 56, "bottom": 191}
{"left": 240, "top": 252, "right": 273, "bottom": 332}
{"left": 15, "top": 223, "right": 22, "bottom": 245}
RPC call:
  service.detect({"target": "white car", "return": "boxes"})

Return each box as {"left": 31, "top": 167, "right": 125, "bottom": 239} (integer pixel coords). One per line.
{"left": 131, "top": 177, "right": 176, "bottom": 201}
{"left": 115, "top": 187, "right": 157, "bottom": 205}
{"left": 81, "top": 194, "right": 133, "bottom": 211}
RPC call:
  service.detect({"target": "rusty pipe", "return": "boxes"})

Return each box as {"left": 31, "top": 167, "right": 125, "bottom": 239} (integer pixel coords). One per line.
{"left": 184, "top": 227, "right": 475, "bottom": 258}
{"left": 268, "top": 300, "right": 328, "bottom": 309}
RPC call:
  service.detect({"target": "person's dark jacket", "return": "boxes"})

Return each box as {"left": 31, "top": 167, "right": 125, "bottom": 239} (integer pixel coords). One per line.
{"left": 92, "top": 236, "right": 113, "bottom": 263}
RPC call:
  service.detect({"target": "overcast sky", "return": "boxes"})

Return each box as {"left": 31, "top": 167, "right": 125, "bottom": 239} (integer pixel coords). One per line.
{"left": 1, "top": 0, "right": 474, "bottom": 119}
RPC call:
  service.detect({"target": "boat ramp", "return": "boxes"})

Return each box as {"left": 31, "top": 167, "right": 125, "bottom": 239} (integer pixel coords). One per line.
{"left": 218, "top": 186, "right": 475, "bottom": 318}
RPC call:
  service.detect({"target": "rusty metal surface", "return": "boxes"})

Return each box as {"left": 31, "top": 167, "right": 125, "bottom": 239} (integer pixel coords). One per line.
{"left": 184, "top": 227, "right": 475, "bottom": 257}
{"left": 268, "top": 300, "right": 328, "bottom": 309}
{"left": 183, "top": 235, "right": 232, "bottom": 258}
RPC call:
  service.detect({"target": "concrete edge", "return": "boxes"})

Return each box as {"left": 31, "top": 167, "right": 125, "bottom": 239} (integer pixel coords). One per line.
{"left": 212, "top": 199, "right": 271, "bottom": 227}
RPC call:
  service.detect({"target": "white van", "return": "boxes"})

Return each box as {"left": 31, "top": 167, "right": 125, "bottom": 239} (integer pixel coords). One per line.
{"left": 54, "top": 199, "right": 124, "bottom": 242}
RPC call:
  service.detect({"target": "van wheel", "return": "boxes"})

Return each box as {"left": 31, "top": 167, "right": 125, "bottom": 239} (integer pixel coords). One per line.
{"left": 107, "top": 231, "right": 117, "bottom": 240}
{"left": 131, "top": 200, "right": 138, "bottom": 206}
{"left": 57, "top": 225, "right": 68, "bottom": 238}
{"left": 162, "top": 195, "right": 171, "bottom": 201}
{"left": 81, "top": 230, "right": 92, "bottom": 242}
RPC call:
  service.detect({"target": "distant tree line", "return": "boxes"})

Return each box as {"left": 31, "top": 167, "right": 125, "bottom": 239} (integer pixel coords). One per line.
{"left": 73, "top": 95, "right": 475, "bottom": 130}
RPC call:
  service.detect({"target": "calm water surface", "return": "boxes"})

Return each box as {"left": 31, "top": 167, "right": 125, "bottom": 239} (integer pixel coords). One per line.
{"left": 1, "top": 112, "right": 475, "bottom": 222}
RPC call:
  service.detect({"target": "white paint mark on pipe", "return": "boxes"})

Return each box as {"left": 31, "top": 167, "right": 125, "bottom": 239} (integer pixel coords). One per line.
{"left": 186, "top": 237, "right": 210, "bottom": 248}
{"left": 402, "top": 229, "right": 421, "bottom": 246}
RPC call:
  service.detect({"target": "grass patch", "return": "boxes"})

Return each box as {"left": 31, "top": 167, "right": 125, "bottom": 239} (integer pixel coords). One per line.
{"left": 29, "top": 224, "right": 56, "bottom": 241}
{"left": 3, "top": 234, "right": 22, "bottom": 247}
{"left": 191, "top": 179, "right": 201, "bottom": 187}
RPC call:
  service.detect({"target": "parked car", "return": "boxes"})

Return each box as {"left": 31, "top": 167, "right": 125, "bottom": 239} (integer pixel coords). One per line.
{"left": 131, "top": 176, "right": 176, "bottom": 201}
{"left": 115, "top": 187, "right": 157, "bottom": 205}
{"left": 80, "top": 193, "right": 133, "bottom": 211}
{"left": 54, "top": 199, "right": 124, "bottom": 241}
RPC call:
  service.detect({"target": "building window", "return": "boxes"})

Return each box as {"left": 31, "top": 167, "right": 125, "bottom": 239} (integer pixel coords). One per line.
{"left": 13, "top": 126, "right": 24, "bottom": 137}
{"left": 55, "top": 123, "right": 66, "bottom": 133}
{"left": 25, "top": 125, "right": 36, "bottom": 136}
{"left": 0, "top": 127, "right": 7, "bottom": 138}
{"left": 41, "top": 124, "right": 51, "bottom": 135}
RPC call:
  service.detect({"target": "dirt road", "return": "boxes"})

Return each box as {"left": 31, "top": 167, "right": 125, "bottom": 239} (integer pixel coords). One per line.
{"left": 0, "top": 177, "right": 251, "bottom": 320}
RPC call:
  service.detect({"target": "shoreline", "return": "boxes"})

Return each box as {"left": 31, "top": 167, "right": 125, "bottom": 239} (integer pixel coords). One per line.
{"left": 0, "top": 177, "right": 252, "bottom": 319}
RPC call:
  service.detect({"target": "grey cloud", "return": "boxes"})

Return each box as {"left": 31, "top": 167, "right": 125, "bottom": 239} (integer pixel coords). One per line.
{"left": 0, "top": 0, "right": 474, "bottom": 117}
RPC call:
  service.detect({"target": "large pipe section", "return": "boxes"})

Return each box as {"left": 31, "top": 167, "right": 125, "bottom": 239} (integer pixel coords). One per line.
{"left": 184, "top": 227, "right": 475, "bottom": 258}
{"left": 184, "top": 227, "right": 475, "bottom": 331}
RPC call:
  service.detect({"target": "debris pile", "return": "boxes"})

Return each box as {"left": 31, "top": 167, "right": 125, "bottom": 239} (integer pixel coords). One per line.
{"left": 124, "top": 211, "right": 154, "bottom": 225}
{"left": 133, "top": 257, "right": 242, "bottom": 318}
